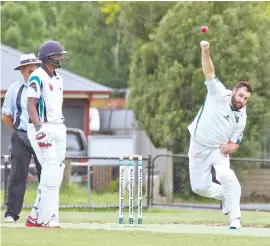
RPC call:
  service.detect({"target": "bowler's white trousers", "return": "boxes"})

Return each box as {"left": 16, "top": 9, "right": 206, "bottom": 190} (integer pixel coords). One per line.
{"left": 188, "top": 138, "right": 241, "bottom": 220}
{"left": 27, "top": 123, "right": 66, "bottom": 224}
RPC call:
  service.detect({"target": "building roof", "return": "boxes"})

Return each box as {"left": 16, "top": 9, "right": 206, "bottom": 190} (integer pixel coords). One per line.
{"left": 0, "top": 44, "right": 112, "bottom": 93}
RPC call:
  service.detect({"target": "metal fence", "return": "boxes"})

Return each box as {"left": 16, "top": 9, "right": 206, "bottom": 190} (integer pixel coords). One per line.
{"left": 151, "top": 154, "right": 270, "bottom": 211}
{"left": 1, "top": 154, "right": 270, "bottom": 211}
{"left": 0, "top": 155, "right": 152, "bottom": 209}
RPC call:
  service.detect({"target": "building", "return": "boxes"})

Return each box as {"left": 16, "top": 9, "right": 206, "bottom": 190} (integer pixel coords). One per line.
{"left": 0, "top": 44, "right": 112, "bottom": 154}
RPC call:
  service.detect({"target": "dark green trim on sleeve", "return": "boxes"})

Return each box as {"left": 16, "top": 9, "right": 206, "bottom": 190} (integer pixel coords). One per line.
{"left": 194, "top": 97, "right": 206, "bottom": 138}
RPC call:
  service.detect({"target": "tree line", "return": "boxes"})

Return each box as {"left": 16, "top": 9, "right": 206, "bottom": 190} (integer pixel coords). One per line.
{"left": 1, "top": 2, "right": 269, "bottom": 157}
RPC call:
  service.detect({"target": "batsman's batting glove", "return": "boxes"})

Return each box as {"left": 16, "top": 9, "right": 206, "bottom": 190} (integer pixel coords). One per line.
{"left": 35, "top": 125, "right": 53, "bottom": 148}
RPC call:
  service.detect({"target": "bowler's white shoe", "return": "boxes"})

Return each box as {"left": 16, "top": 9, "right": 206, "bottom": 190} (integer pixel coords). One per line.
{"left": 229, "top": 218, "right": 241, "bottom": 229}
{"left": 4, "top": 216, "right": 15, "bottom": 222}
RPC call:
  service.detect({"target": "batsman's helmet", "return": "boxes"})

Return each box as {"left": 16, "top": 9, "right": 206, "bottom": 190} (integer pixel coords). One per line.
{"left": 38, "top": 40, "right": 68, "bottom": 68}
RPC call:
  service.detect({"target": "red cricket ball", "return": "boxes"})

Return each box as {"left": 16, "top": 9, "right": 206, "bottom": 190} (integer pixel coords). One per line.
{"left": 201, "top": 26, "right": 208, "bottom": 33}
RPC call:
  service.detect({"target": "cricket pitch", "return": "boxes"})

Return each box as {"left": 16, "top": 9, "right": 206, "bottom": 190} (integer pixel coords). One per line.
{"left": 2, "top": 222, "right": 270, "bottom": 238}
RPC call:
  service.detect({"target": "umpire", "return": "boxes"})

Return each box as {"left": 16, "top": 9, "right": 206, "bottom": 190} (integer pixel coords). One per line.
{"left": 1, "top": 53, "right": 42, "bottom": 222}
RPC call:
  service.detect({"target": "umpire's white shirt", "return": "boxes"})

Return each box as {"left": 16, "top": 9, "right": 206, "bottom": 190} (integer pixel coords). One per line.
{"left": 1, "top": 81, "right": 29, "bottom": 131}
{"left": 188, "top": 77, "right": 247, "bottom": 148}
{"left": 27, "top": 65, "right": 64, "bottom": 124}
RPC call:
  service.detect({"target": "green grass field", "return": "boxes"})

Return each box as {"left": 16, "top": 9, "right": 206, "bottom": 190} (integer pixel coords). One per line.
{"left": 2, "top": 227, "right": 270, "bottom": 246}
{"left": 1, "top": 209, "right": 270, "bottom": 246}
{"left": 1, "top": 183, "right": 270, "bottom": 245}
{"left": 1, "top": 182, "right": 222, "bottom": 206}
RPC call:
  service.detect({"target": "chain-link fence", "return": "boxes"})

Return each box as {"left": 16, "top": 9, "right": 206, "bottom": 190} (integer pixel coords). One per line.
{"left": 151, "top": 154, "right": 270, "bottom": 211}
{"left": 1, "top": 154, "right": 270, "bottom": 211}
{"left": 0, "top": 155, "right": 152, "bottom": 209}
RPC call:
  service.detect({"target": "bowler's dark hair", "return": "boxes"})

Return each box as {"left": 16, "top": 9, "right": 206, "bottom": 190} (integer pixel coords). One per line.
{"left": 235, "top": 81, "right": 253, "bottom": 93}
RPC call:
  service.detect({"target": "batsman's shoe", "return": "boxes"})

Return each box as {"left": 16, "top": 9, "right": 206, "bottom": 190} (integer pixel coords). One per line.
{"left": 4, "top": 216, "right": 15, "bottom": 222}
{"left": 40, "top": 219, "right": 61, "bottom": 228}
{"left": 25, "top": 215, "right": 40, "bottom": 227}
{"left": 229, "top": 218, "right": 241, "bottom": 229}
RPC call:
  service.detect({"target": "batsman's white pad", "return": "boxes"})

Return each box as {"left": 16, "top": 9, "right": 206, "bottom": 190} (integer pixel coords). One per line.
{"left": 29, "top": 188, "right": 41, "bottom": 219}
{"left": 55, "top": 124, "right": 67, "bottom": 164}
{"left": 29, "top": 162, "right": 65, "bottom": 221}
{"left": 27, "top": 124, "right": 61, "bottom": 224}
{"left": 59, "top": 163, "right": 65, "bottom": 186}
{"left": 37, "top": 160, "right": 60, "bottom": 223}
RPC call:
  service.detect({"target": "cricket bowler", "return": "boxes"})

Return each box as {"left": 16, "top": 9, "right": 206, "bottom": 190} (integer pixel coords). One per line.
{"left": 188, "top": 40, "right": 252, "bottom": 229}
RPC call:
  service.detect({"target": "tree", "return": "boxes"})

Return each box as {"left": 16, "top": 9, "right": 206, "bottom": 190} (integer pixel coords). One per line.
{"left": 51, "top": 1, "right": 129, "bottom": 88}
{"left": 129, "top": 2, "right": 270, "bottom": 157}
{"left": 1, "top": 2, "right": 47, "bottom": 53}
{"left": 1, "top": 2, "right": 130, "bottom": 88}
{"left": 119, "top": 2, "right": 175, "bottom": 42}
{"left": 98, "top": 1, "right": 120, "bottom": 25}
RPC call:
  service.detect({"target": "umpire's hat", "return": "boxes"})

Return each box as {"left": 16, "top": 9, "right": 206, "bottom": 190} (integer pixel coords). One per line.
{"left": 14, "top": 53, "right": 42, "bottom": 70}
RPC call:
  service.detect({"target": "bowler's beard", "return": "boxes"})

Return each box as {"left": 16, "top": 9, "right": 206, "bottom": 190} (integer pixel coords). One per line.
{"left": 231, "top": 94, "right": 243, "bottom": 110}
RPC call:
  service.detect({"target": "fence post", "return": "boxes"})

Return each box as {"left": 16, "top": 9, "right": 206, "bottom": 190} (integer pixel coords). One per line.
{"left": 87, "top": 159, "right": 91, "bottom": 206}
{"left": 146, "top": 155, "right": 152, "bottom": 209}
{"left": 151, "top": 155, "right": 154, "bottom": 206}
{"left": 3, "top": 155, "right": 9, "bottom": 206}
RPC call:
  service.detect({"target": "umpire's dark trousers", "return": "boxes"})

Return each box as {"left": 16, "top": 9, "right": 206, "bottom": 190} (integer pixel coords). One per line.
{"left": 5, "top": 131, "right": 42, "bottom": 221}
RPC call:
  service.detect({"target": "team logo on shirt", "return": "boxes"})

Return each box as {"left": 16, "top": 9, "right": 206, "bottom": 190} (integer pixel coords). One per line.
{"left": 224, "top": 115, "right": 230, "bottom": 121}
{"left": 29, "top": 82, "right": 37, "bottom": 92}
{"left": 235, "top": 116, "right": 239, "bottom": 123}
{"left": 49, "top": 83, "right": 54, "bottom": 91}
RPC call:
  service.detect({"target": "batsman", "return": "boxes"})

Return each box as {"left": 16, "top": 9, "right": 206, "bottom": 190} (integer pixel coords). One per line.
{"left": 25, "top": 40, "right": 68, "bottom": 228}
{"left": 188, "top": 40, "right": 253, "bottom": 229}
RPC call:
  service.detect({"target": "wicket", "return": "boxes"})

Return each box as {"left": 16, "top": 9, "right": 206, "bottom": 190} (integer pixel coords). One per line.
{"left": 118, "top": 155, "right": 143, "bottom": 225}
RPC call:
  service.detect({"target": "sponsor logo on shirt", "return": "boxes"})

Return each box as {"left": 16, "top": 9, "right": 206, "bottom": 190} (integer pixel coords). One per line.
{"left": 49, "top": 83, "right": 54, "bottom": 91}
{"left": 224, "top": 115, "right": 230, "bottom": 121}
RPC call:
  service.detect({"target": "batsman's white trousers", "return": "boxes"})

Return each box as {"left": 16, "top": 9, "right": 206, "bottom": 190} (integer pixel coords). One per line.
{"left": 188, "top": 138, "right": 241, "bottom": 220}
{"left": 27, "top": 123, "right": 66, "bottom": 224}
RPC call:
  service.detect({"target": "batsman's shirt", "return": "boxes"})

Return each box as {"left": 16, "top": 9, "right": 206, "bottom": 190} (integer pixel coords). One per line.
{"left": 27, "top": 65, "right": 64, "bottom": 124}
{"left": 188, "top": 77, "right": 247, "bottom": 148}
